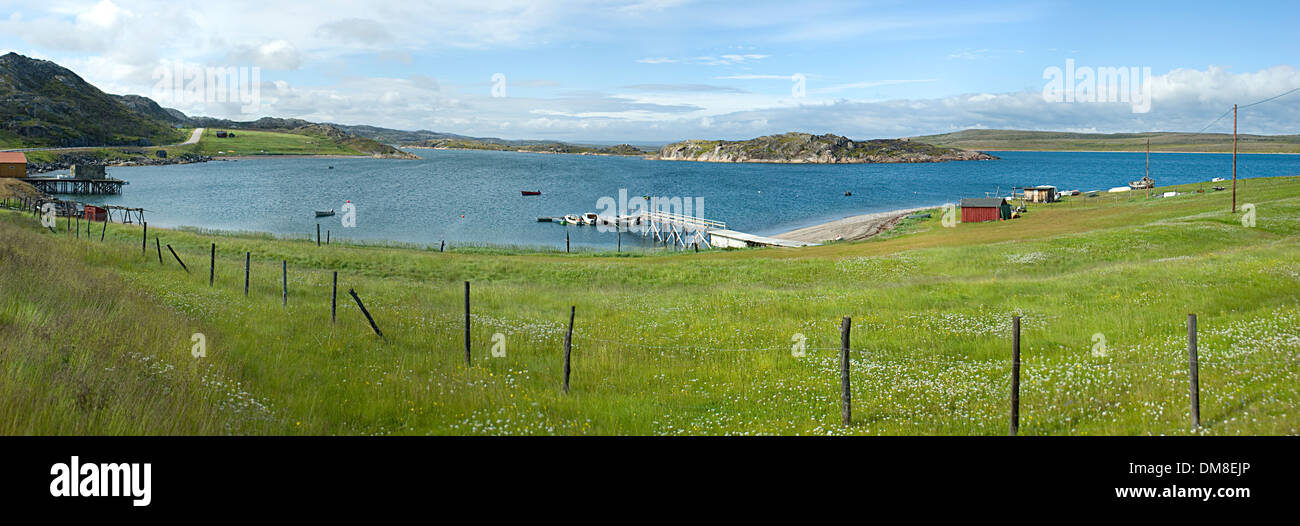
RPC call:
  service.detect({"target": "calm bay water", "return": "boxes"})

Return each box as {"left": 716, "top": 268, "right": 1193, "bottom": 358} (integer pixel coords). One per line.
{"left": 78, "top": 149, "right": 1300, "bottom": 249}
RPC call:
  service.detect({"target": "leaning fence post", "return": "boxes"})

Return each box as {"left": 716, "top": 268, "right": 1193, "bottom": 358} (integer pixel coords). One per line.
{"left": 1010, "top": 315, "right": 1022, "bottom": 436}
{"left": 840, "top": 316, "right": 851, "bottom": 426}
{"left": 348, "top": 288, "right": 383, "bottom": 338}
{"left": 331, "top": 271, "right": 338, "bottom": 324}
{"left": 1188, "top": 313, "right": 1200, "bottom": 430}
{"left": 166, "top": 244, "right": 189, "bottom": 272}
{"left": 100, "top": 216, "right": 107, "bottom": 241}
{"left": 282, "top": 260, "right": 288, "bottom": 306}
{"left": 563, "top": 306, "right": 575, "bottom": 393}
{"left": 244, "top": 252, "right": 250, "bottom": 296}
{"left": 155, "top": 237, "right": 162, "bottom": 264}
{"left": 464, "top": 281, "right": 472, "bottom": 366}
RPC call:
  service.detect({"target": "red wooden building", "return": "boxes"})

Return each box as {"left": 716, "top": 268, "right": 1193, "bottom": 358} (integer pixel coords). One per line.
{"left": 960, "top": 198, "right": 1011, "bottom": 223}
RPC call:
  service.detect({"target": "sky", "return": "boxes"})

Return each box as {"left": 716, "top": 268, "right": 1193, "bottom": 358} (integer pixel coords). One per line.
{"left": 1, "top": 0, "right": 1298, "bottom": 142}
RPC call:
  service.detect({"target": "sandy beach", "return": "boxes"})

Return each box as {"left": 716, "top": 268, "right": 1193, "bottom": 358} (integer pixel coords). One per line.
{"left": 775, "top": 206, "right": 933, "bottom": 243}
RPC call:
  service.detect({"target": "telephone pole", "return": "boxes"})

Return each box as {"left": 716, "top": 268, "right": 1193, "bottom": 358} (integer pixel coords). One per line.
{"left": 1232, "top": 103, "right": 1238, "bottom": 213}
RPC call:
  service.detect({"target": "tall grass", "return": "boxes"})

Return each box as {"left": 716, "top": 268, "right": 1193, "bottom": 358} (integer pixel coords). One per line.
{"left": 1, "top": 176, "right": 1297, "bottom": 435}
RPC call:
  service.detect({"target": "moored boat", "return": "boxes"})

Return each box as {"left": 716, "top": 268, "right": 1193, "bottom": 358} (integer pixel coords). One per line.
{"left": 315, "top": 209, "right": 335, "bottom": 217}
{"left": 582, "top": 212, "right": 598, "bottom": 225}
{"left": 521, "top": 190, "right": 541, "bottom": 196}
{"left": 563, "top": 214, "right": 581, "bottom": 225}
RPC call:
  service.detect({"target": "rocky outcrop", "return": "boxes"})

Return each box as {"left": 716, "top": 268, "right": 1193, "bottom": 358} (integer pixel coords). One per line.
{"left": 656, "top": 132, "right": 998, "bottom": 164}
{"left": 26, "top": 151, "right": 215, "bottom": 175}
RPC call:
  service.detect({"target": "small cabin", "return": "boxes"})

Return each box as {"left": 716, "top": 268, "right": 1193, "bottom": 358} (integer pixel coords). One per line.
{"left": 0, "top": 152, "right": 26, "bottom": 178}
{"left": 960, "top": 197, "right": 1011, "bottom": 223}
{"left": 70, "top": 164, "right": 106, "bottom": 179}
{"left": 84, "top": 205, "right": 107, "bottom": 222}
{"left": 1023, "top": 185, "right": 1058, "bottom": 203}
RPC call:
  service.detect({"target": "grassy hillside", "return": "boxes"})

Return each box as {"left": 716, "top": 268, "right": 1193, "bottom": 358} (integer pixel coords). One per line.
{"left": 196, "top": 127, "right": 419, "bottom": 158}
{"left": 0, "top": 53, "right": 186, "bottom": 148}
{"left": 1, "top": 177, "right": 1298, "bottom": 435}
{"left": 916, "top": 129, "right": 1300, "bottom": 153}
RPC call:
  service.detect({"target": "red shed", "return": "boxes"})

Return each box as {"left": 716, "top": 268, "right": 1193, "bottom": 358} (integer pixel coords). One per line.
{"left": 84, "top": 205, "right": 107, "bottom": 222}
{"left": 960, "top": 197, "right": 1011, "bottom": 223}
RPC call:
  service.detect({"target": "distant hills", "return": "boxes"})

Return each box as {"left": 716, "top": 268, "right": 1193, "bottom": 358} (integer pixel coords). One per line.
{"left": 5, "top": 52, "right": 1298, "bottom": 159}
{"left": 913, "top": 129, "right": 1300, "bottom": 153}
{"left": 656, "top": 132, "right": 997, "bottom": 163}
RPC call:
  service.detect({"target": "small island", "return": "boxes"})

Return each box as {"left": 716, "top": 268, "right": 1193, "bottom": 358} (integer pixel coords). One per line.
{"left": 656, "top": 132, "right": 998, "bottom": 163}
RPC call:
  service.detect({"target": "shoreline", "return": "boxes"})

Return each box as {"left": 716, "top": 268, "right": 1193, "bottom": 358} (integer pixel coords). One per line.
{"left": 774, "top": 206, "right": 936, "bottom": 243}
{"left": 981, "top": 148, "right": 1300, "bottom": 155}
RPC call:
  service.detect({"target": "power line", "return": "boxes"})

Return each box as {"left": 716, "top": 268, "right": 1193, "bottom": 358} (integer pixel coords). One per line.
{"left": 1195, "top": 84, "right": 1300, "bottom": 133}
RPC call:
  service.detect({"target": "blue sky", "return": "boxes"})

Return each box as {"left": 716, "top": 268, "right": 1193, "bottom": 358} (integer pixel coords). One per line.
{"left": 2, "top": 0, "right": 1298, "bottom": 142}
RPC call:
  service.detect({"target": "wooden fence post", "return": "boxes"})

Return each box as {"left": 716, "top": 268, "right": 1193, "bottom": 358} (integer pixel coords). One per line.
{"left": 75, "top": 215, "right": 80, "bottom": 239}
{"left": 326, "top": 230, "right": 330, "bottom": 245}
{"left": 100, "top": 217, "right": 107, "bottom": 241}
{"left": 209, "top": 243, "right": 215, "bottom": 286}
{"left": 317, "top": 223, "right": 321, "bottom": 246}
{"left": 282, "top": 260, "right": 288, "bottom": 306}
{"left": 1010, "top": 315, "right": 1021, "bottom": 436}
{"left": 1188, "top": 313, "right": 1200, "bottom": 430}
{"left": 563, "top": 305, "right": 575, "bottom": 393}
{"left": 566, "top": 231, "right": 570, "bottom": 253}
{"left": 840, "top": 316, "right": 851, "bottom": 426}
{"left": 142, "top": 222, "right": 147, "bottom": 254}
{"left": 440, "top": 240, "right": 445, "bottom": 252}
{"left": 331, "top": 271, "right": 338, "bottom": 323}
{"left": 348, "top": 288, "right": 383, "bottom": 338}
{"left": 166, "top": 244, "right": 189, "bottom": 272}
{"left": 155, "top": 237, "right": 162, "bottom": 264}
{"left": 244, "top": 252, "right": 250, "bottom": 296}
{"left": 464, "top": 281, "right": 472, "bottom": 366}
{"left": 617, "top": 230, "right": 621, "bottom": 253}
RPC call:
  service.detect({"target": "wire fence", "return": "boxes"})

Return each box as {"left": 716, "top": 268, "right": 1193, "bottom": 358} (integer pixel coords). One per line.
{"left": 5, "top": 196, "right": 1299, "bottom": 435}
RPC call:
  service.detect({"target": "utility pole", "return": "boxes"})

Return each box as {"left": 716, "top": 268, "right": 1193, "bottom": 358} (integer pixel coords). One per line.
{"left": 1232, "top": 104, "right": 1238, "bottom": 213}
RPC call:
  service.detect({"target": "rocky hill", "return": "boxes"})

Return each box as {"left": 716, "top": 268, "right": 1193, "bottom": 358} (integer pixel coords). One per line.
{"left": 0, "top": 52, "right": 185, "bottom": 147}
{"left": 657, "top": 132, "right": 997, "bottom": 163}
{"left": 408, "top": 137, "right": 650, "bottom": 156}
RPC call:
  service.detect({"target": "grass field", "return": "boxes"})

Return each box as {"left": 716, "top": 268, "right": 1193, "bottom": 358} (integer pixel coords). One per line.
{"left": 916, "top": 129, "right": 1300, "bottom": 154}
{"left": 194, "top": 129, "right": 366, "bottom": 157}
{"left": 1, "top": 177, "right": 1298, "bottom": 435}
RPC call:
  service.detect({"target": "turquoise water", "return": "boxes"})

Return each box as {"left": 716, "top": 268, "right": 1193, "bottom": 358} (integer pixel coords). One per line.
{"left": 79, "top": 149, "right": 1300, "bottom": 249}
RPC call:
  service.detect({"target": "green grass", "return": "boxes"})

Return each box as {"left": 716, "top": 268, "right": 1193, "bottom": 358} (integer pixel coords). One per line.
{"left": 916, "top": 129, "right": 1300, "bottom": 153}
{"left": 195, "top": 129, "right": 365, "bottom": 157}
{"left": 2, "top": 177, "right": 1298, "bottom": 435}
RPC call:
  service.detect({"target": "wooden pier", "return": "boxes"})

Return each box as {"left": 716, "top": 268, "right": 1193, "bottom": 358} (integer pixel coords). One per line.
{"left": 21, "top": 177, "right": 127, "bottom": 195}
{"left": 561, "top": 210, "right": 815, "bottom": 249}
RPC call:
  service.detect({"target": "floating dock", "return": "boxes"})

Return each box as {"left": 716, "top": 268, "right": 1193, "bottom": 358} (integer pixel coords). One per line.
{"left": 707, "top": 229, "right": 819, "bottom": 248}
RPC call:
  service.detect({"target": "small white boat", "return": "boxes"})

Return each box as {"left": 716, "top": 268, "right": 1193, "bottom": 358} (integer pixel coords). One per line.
{"left": 1211, "top": 177, "right": 1225, "bottom": 182}
{"left": 582, "top": 212, "right": 598, "bottom": 225}
{"left": 563, "top": 214, "right": 581, "bottom": 225}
